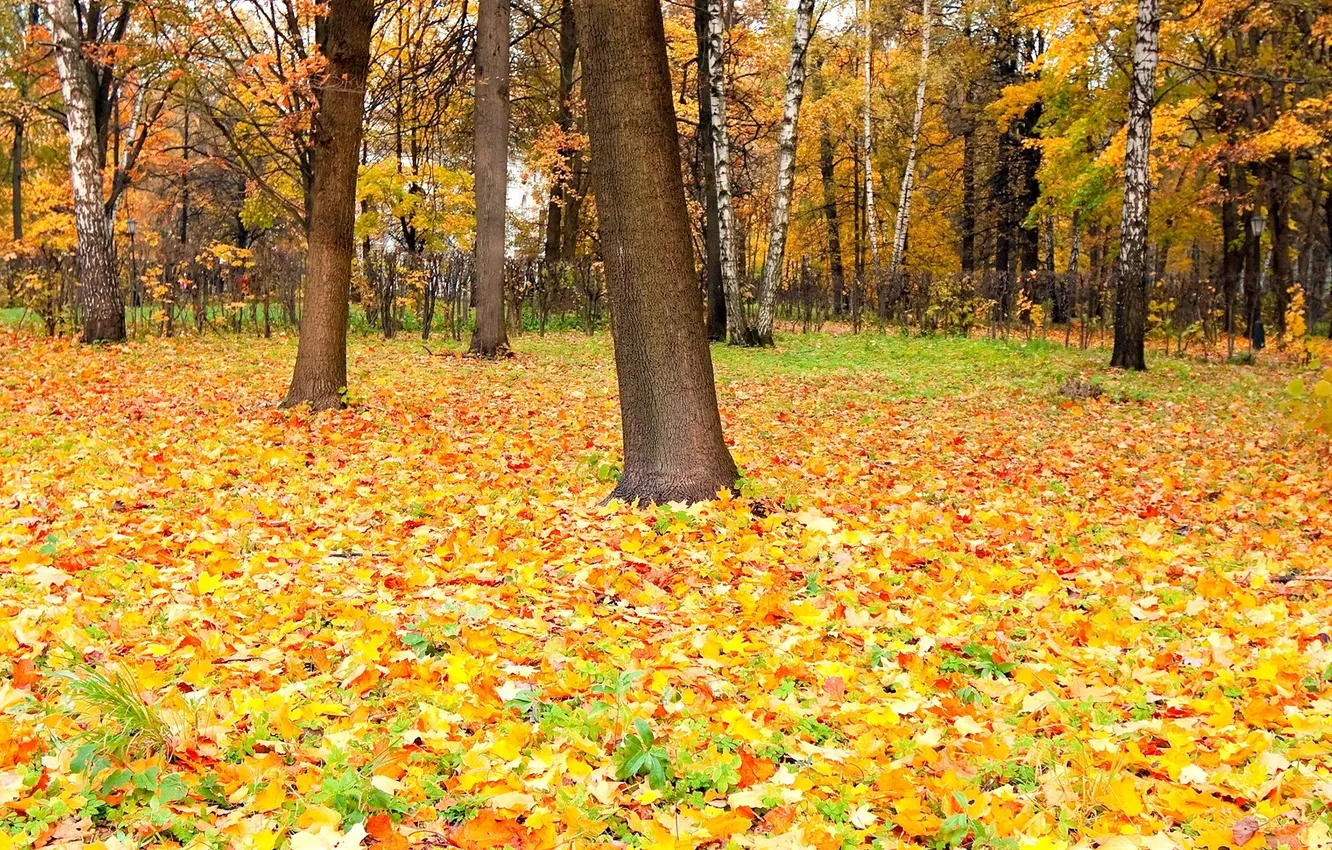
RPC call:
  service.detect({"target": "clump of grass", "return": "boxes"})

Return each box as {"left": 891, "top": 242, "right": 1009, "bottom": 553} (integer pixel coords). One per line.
{"left": 55, "top": 655, "right": 173, "bottom": 763}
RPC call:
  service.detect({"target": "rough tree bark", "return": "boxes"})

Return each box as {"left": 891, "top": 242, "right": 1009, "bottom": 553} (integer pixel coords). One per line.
{"left": 280, "top": 0, "right": 375, "bottom": 408}
{"left": 705, "top": 0, "right": 754, "bottom": 345}
{"left": 469, "top": 0, "right": 512, "bottom": 357}
{"left": 753, "top": 0, "right": 817, "bottom": 346}
{"left": 820, "top": 124, "right": 846, "bottom": 315}
{"left": 574, "top": 0, "right": 740, "bottom": 504}
{"left": 47, "top": 0, "right": 124, "bottom": 342}
{"left": 887, "top": 0, "right": 932, "bottom": 295}
{"left": 1109, "top": 0, "right": 1160, "bottom": 371}
{"left": 695, "top": 0, "right": 726, "bottom": 341}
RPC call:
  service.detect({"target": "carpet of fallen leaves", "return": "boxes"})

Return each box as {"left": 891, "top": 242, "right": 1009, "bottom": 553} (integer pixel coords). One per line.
{"left": 2, "top": 329, "right": 1332, "bottom": 850}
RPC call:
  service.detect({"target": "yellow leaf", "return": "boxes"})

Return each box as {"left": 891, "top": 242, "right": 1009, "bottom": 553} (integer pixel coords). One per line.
{"left": 252, "top": 780, "right": 285, "bottom": 813}
{"left": 1098, "top": 776, "right": 1144, "bottom": 817}
{"left": 197, "top": 572, "right": 222, "bottom": 595}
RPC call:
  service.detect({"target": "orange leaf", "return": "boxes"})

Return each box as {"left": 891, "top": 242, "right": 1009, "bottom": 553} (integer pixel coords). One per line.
{"left": 11, "top": 659, "right": 39, "bottom": 690}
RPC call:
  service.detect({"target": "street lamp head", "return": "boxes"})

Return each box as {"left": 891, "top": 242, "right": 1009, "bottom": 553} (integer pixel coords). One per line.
{"left": 1248, "top": 211, "right": 1266, "bottom": 237}
{"left": 126, "top": 218, "right": 137, "bottom": 237}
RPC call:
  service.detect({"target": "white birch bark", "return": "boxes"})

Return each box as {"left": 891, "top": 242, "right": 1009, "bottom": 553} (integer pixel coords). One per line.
{"left": 706, "top": 0, "right": 752, "bottom": 344}
{"left": 47, "top": 0, "right": 125, "bottom": 341}
{"left": 754, "top": 0, "right": 817, "bottom": 345}
{"left": 887, "top": 0, "right": 932, "bottom": 286}
{"left": 862, "top": 0, "right": 880, "bottom": 277}
{"left": 1109, "top": 0, "right": 1160, "bottom": 369}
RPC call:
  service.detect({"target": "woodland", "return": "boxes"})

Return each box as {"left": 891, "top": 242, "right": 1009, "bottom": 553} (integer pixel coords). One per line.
{"left": 2, "top": 0, "right": 1332, "bottom": 848}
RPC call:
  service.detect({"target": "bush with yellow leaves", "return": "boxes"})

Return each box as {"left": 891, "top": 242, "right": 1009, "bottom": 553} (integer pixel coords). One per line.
{"left": 1288, "top": 366, "right": 1332, "bottom": 435}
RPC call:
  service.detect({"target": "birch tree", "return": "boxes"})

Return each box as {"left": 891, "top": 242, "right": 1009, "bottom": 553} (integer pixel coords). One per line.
{"left": 45, "top": 0, "right": 174, "bottom": 343}
{"left": 754, "top": 0, "right": 817, "bottom": 346}
{"left": 887, "top": 0, "right": 931, "bottom": 294}
{"left": 47, "top": 0, "right": 122, "bottom": 342}
{"left": 1109, "top": 0, "right": 1160, "bottom": 371}
{"left": 705, "top": 0, "right": 754, "bottom": 346}
{"left": 861, "top": 0, "right": 880, "bottom": 285}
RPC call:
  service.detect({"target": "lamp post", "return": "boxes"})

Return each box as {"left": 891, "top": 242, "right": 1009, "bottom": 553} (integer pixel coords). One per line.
{"left": 1249, "top": 211, "right": 1266, "bottom": 238}
{"left": 126, "top": 217, "right": 138, "bottom": 333}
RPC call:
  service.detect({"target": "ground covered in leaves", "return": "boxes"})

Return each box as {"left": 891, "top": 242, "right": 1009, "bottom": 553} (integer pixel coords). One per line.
{"left": 2, "top": 330, "right": 1332, "bottom": 850}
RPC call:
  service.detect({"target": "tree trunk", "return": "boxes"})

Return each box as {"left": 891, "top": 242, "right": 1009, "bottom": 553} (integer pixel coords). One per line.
{"left": 753, "top": 0, "right": 816, "bottom": 346}
{"left": 695, "top": 0, "right": 726, "bottom": 341}
{"left": 819, "top": 124, "right": 846, "bottom": 315}
{"left": 575, "top": 0, "right": 740, "bottom": 504}
{"left": 1270, "top": 151, "right": 1292, "bottom": 337}
{"left": 543, "top": 0, "right": 577, "bottom": 271}
{"left": 861, "top": 0, "right": 880, "bottom": 291}
{"left": 887, "top": 0, "right": 932, "bottom": 291}
{"left": 1109, "top": 0, "right": 1159, "bottom": 371}
{"left": 1016, "top": 104, "right": 1042, "bottom": 278}
{"left": 961, "top": 123, "right": 975, "bottom": 276}
{"left": 10, "top": 119, "right": 22, "bottom": 240}
{"left": 470, "top": 0, "right": 512, "bottom": 357}
{"left": 1220, "top": 166, "right": 1242, "bottom": 358}
{"left": 705, "top": 0, "right": 753, "bottom": 345}
{"left": 1064, "top": 210, "right": 1080, "bottom": 343}
{"left": 47, "top": 0, "right": 124, "bottom": 342}
{"left": 280, "top": 0, "right": 375, "bottom": 409}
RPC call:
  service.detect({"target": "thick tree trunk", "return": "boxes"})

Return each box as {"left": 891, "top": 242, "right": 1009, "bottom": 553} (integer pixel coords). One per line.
{"left": 543, "top": 0, "right": 577, "bottom": 271}
{"left": 753, "top": 0, "right": 816, "bottom": 346}
{"left": 819, "top": 125, "right": 846, "bottom": 315}
{"left": 695, "top": 0, "right": 726, "bottom": 341}
{"left": 470, "top": 0, "right": 512, "bottom": 357}
{"left": 280, "top": 0, "right": 375, "bottom": 409}
{"left": 887, "top": 0, "right": 932, "bottom": 291}
{"left": 705, "top": 0, "right": 753, "bottom": 345}
{"left": 47, "top": 0, "right": 124, "bottom": 342}
{"left": 575, "top": 0, "right": 740, "bottom": 504}
{"left": 1109, "top": 0, "right": 1159, "bottom": 371}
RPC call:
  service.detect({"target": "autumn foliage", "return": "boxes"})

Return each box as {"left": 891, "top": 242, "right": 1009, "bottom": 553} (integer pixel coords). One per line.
{"left": 2, "top": 331, "right": 1332, "bottom": 849}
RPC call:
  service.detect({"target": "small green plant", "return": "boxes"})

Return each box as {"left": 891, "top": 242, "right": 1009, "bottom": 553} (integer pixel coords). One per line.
{"left": 614, "top": 719, "right": 670, "bottom": 790}
{"left": 961, "top": 643, "right": 1015, "bottom": 679}
{"left": 56, "top": 656, "right": 173, "bottom": 765}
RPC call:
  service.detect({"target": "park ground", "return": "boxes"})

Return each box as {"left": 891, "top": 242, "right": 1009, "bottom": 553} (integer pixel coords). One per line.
{"left": 1, "top": 329, "right": 1331, "bottom": 850}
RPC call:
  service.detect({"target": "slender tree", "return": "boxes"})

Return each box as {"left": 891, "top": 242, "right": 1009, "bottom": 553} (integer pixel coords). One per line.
{"left": 819, "top": 123, "right": 846, "bottom": 315}
{"left": 280, "top": 0, "right": 376, "bottom": 408}
{"left": 705, "top": 0, "right": 754, "bottom": 346}
{"left": 694, "top": 0, "right": 726, "bottom": 341}
{"left": 574, "top": 0, "right": 740, "bottom": 504}
{"left": 753, "top": 0, "right": 816, "bottom": 346}
{"left": 1109, "top": 0, "right": 1160, "bottom": 370}
{"left": 887, "top": 0, "right": 932, "bottom": 297}
{"left": 469, "top": 0, "right": 511, "bottom": 357}
{"left": 861, "top": 0, "right": 880, "bottom": 286}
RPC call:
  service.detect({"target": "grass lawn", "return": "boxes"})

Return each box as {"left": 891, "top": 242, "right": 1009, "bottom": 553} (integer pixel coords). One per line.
{"left": 0, "top": 328, "right": 1329, "bottom": 849}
